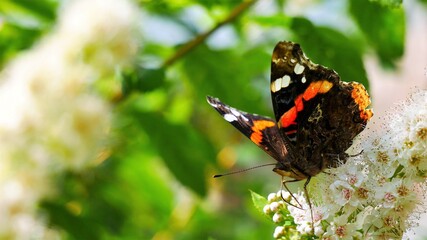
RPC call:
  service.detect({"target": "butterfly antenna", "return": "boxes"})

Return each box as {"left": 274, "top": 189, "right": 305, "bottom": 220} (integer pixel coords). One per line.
{"left": 213, "top": 163, "right": 276, "bottom": 178}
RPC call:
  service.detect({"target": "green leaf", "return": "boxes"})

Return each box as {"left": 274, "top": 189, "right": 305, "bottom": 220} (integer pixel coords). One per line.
{"left": 253, "top": 14, "right": 292, "bottom": 26}
{"left": 42, "top": 201, "right": 101, "bottom": 239}
{"left": 350, "top": 0, "right": 405, "bottom": 68}
{"left": 138, "top": 112, "right": 215, "bottom": 196}
{"left": 0, "top": 0, "right": 58, "bottom": 66}
{"left": 290, "top": 17, "right": 370, "bottom": 90}
{"left": 0, "top": 23, "right": 41, "bottom": 67}
{"left": 1, "top": 0, "right": 57, "bottom": 21}
{"left": 122, "top": 67, "right": 166, "bottom": 96}
{"left": 181, "top": 44, "right": 271, "bottom": 116}
{"left": 368, "top": 0, "right": 402, "bottom": 7}
{"left": 116, "top": 152, "right": 175, "bottom": 236}
{"left": 250, "top": 190, "right": 268, "bottom": 215}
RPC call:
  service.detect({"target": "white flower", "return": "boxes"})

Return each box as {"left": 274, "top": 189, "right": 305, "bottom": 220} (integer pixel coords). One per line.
{"left": 263, "top": 204, "right": 272, "bottom": 214}
{"left": 313, "top": 225, "right": 324, "bottom": 237}
{"left": 268, "top": 192, "right": 278, "bottom": 202}
{"left": 287, "top": 193, "right": 310, "bottom": 224}
{"left": 56, "top": 0, "right": 140, "bottom": 71}
{"left": 269, "top": 202, "right": 281, "bottom": 212}
{"left": 337, "top": 162, "right": 366, "bottom": 187}
{"left": 324, "top": 216, "right": 361, "bottom": 240}
{"left": 0, "top": 0, "right": 141, "bottom": 238}
{"left": 375, "top": 176, "right": 410, "bottom": 209}
{"left": 296, "top": 221, "right": 312, "bottom": 235}
{"left": 329, "top": 180, "right": 355, "bottom": 206}
{"left": 272, "top": 212, "right": 283, "bottom": 223}
{"left": 273, "top": 226, "right": 285, "bottom": 238}
{"left": 276, "top": 189, "right": 291, "bottom": 202}
{"left": 265, "top": 89, "right": 427, "bottom": 239}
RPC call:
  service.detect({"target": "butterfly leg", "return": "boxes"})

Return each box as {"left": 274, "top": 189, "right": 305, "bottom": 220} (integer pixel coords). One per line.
{"left": 349, "top": 149, "right": 364, "bottom": 157}
{"left": 280, "top": 177, "right": 303, "bottom": 209}
{"left": 303, "top": 177, "right": 314, "bottom": 233}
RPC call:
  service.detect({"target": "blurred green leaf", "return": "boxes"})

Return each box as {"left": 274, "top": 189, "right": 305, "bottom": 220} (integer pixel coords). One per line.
{"left": 1, "top": 0, "right": 57, "bottom": 21}
{"left": 253, "top": 14, "right": 292, "bottom": 26}
{"left": 290, "top": 17, "right": 369, "bottom": 89}
{"left": 0, "top": 0, "right": 57, "bottom": 66}
{"left": 181, "top": 44, "right": 271, "bottom": 116}
{"left": 42, "top": 201, "right": 100, "bottom": 239}
{"left": 250, "top": 190, "right": 268, "bottom": 215}
{"left": 0, "top": 23, "right": 41, "bottom": 67}
{"left": 116, "top": 152, "right": 175, "bottom": 237}
{"left": 42, "top": 169, "right": 126, "bottom": 239}
{"left": 350, "top": 0, "right": 405, "bottom": 68}
{"left": 139, "top": 112, "right": 215, "bottom": 196}
{"left": 122, "top": 67, "right": 166, "bottom": 96}
{"left": 368, "top": 0, "right": 402, "bottom": 7}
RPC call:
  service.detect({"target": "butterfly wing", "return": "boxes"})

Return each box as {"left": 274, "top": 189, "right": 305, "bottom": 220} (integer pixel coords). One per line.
{"left": 207, "top": 96, "right": 288, "bottom": 161}
{"left": 270, "top": 42, "right": 340, "bottom": 142}
{"left": 269, "top": 41, "right": 373, "bottom": 169}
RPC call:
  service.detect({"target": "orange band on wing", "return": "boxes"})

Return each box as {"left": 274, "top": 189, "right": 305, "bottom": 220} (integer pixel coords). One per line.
{"left": 280, "top": 80, "right": 333, "bottom": 128}
{"left": 250, "top": 120, "right": 276, "bottom": 145}
{"left": 303, "top": 80, "right": 333, "bottom": 101}
{"left": 294, "top": 94, "right": 304, "bottom": 111}
{"left": 279, "top": 106, "right": 297, "bottom": 128}
{"left": 351, "top": 82, "right": 373, "bottom": 121}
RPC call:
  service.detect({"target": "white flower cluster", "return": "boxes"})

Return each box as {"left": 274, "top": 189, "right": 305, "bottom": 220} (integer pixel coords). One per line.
{"left": 0, "top": 0, "right": 140, "bottom": 238}
{"left": 264, "top": 89, "right": 427, "bottom": 239}
{"left": 263, "top": 190, "right": 300, "bottom": 239}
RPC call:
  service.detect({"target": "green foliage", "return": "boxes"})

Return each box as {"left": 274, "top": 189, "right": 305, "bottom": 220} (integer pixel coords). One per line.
{"left": 369, "top": 0, "right": 403, "bottom": 7}
{"left": 1, "top": 0, "right": 406, "bottom": 239}
{"left": 250, "top": 190, "right": 269, "bottom": 216}
{"left": 350, "top": 0, "right": 405, "bottom": 68}
{"left": 0, "top": 0, "right": 57, "bottom": 67}
{"left": 122, "top": 67, "right": 166, "bottom": 95}
{"left": 138, "top": 112, "right": 215, "bottom": 196}
{"left": 290, "top": 17, "right": 369, "bottom": 88}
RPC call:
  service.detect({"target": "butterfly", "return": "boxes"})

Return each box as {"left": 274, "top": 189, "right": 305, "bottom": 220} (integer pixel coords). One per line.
{"left": 207, "top": 41, "right": 373, "bottom": 214}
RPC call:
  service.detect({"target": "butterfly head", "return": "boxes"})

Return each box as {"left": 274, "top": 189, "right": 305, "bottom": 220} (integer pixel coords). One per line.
{"left": 273, "top": 160, "right": 309, "bottom": 181}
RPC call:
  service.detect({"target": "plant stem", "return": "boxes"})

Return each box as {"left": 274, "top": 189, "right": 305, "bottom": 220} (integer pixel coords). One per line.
{"left": 162, "top": 0, "right": 256, "bottom": 67}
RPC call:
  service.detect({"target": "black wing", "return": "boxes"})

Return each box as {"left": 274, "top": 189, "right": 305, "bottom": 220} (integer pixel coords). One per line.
{"left": 206, "top": 96, "right": 288, "bottom": 162}
{"left": 270, "top": 41, "right": 342, "bottom": 143}
{"left": 270, "top": 41, "right": 373, "bottom": 171}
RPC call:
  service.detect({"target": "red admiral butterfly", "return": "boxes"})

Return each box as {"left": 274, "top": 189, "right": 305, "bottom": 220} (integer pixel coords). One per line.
{"left": 207, "top": 41, "right": 373, "bottom": 211}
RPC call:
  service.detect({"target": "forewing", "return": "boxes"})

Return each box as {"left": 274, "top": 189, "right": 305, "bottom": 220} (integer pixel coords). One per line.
{"left": 206, "top": 96, "right": 288, "bottom": 161}
{"left": 270, "top": 41, "right": 341, "bottom": 142}
{"left": 270, "top": 41, "right": 373, "bottom": 168}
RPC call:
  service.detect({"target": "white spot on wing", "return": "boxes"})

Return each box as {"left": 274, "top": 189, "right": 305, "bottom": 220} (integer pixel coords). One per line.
{"left": 209, "top": 102, "right": 218, "bottom": 108}
{"left": 294, "top": 63, "right": 305, "bottom": 75}
{"left": 241, "top": 115, "right": 249, "bottom": 122}
{"left": 301, "top": 76, "right": 306, "bottom": 83}
{"left": 281, "top": 75, "right": 291, "bottom": 88}
{"left": 271, "top": 78, "right": 282, "bottom": 93}
{"left": 271, "top": 75, "right": 292, "bottom": 92}
{"left": 224, "top": 113, "right": 237, "bottom": 122}
{"left": 230, "top": 108, "right": 241, "bottom": 117}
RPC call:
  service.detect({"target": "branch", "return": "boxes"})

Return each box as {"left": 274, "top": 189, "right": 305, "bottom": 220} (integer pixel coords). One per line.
{"left": 162, "top": 0, "right": 256, "bottom": 67}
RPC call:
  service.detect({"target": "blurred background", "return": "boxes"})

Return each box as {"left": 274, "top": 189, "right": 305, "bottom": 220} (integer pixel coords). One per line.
{"left": 0, "top": 0, "right": 426, "bottom": 239}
